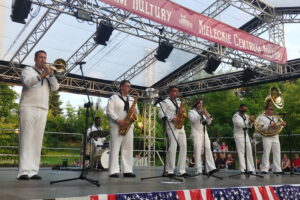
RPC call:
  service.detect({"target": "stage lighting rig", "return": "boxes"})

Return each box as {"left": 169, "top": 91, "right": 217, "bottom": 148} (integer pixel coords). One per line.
{"left": 154, "top": 40, "right": 173, "bottom": 62}
{"left": 203, "top": 54, "right": 221, "bottom": 74}
{"left": 94, "top": 20, "right": 114, "bottom": 46}
{"left": 11, "top": 0, "right": 32, "bottom": 24}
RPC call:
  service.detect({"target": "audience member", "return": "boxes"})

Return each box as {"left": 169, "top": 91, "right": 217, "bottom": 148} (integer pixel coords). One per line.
{"left": 281, "top": 154, "right": 291, "bottom": 172}
{"left": 216, "top": 153, "right": 226, "bottom": 169}
{"left": 293, "top": 153, "right": 300, "bottom": 172}
{"left": 226, "top": 153, "right": 235, "bottom": 169}
{"left": 220, "top": 142, "right": 229, "bottom": 152}
{"left": 213, "top": 139, "right": 221, "bottom": 152}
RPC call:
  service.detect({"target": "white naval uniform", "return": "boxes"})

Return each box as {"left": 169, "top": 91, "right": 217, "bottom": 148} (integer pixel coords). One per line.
{"left": 188, "top": 109, "right": 216, "bottom": 173}
{"left": 256, "top": 114, "right": 282, "bottom": 173}
{"left": 106, "top": 93, "right": 138, "bottom": 175}
{"left": 18, "top": 66, "right": 59, "bottom": 178}
{"left": 232, "top": 112, "right": 255, "bottom": 172}
{"left": 158, "top": 97, "right": 187, "bottom": 175}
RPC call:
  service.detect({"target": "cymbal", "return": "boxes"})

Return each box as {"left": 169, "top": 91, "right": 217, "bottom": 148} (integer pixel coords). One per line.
{"left": 90, "top": 130, "right": 110, "bottom": 138}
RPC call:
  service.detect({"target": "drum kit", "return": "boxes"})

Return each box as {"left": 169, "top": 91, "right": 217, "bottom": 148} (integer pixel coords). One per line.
{"left": 88, "top": 130, "right": 110, "bottom": 170}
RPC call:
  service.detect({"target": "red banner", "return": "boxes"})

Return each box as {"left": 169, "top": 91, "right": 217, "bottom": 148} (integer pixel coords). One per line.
{"left": 99, "top": 0, "right": 287, "bottom": 64}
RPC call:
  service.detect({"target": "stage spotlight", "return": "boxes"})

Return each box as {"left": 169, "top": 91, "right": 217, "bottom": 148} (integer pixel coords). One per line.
{"left": 94, "top": 20, "right": 114, "bottom": 46}
{"left": 204, "top": 54, "right": 221, "bottom": 74}
{"left": 155, "top": 40, "right": 173, "bottom": 62}
{"left": 242, "top": 68, "right": 257, "bottom": 82}
{"left": 11, "top": 0, "right": 32, "bottom": 24}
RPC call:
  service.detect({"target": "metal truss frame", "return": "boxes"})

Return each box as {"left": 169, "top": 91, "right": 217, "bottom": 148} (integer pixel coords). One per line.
{"left": 29, "top": 0, "right": 273, "bottom": 74}
{"left": 160, "top": 58, "right": 300, "bottom": 97}
{"left": 142, "top": 103, "right": 157, "bottom": 166}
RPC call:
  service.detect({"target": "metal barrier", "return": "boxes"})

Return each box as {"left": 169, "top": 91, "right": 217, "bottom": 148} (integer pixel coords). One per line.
{"left": 1, "top": 129, "right": 299, "bottom": 168}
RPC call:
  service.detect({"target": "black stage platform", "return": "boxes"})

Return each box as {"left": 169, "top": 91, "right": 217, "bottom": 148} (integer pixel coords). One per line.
{"left": 0, "top": 167, "right": 299, "bottom": 200}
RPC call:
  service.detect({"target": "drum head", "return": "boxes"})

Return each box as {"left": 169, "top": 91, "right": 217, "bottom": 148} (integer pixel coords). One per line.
{"left": 100, "top": 149, "right": 110, "bottom": 169}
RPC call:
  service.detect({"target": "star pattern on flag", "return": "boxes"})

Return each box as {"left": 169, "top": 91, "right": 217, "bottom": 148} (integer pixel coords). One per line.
{"left": 274, "top": 185, "right": 300, "bottom": 200}
{"left": 212, "top": 188, "right": 251, "bottom": 200}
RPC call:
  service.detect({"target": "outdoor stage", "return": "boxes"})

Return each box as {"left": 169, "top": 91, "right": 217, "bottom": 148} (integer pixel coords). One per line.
{"left": 0, "top": 167, "right": 299, "bottom": 200}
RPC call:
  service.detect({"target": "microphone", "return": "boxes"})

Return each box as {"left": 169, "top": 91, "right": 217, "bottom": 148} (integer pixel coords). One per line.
{"left": 75, "top": 61, "right": 86, "bottom": 65}
{"left": 154, "top": 97, "right": 163, "bottom": 106}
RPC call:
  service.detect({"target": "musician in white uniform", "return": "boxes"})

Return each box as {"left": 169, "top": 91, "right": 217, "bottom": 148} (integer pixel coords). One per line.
{"left": 87, "top": 117, "right": 106, "bottom": 164}
{"left": 106, "top": 80, "right": 138, "bottom": 178}
{"left": 232, "top": 104, "right": 255, "bottom": 173}
{"left": 188, "top": 99, "right": 217, "bottom": 175}
{"left": 18, "top": 50, "right": 59, "bottom": 180}
{"left": 256, "top": 105, "right": 286, "bottom": 174}
{"left": 158, "top": 86, "right": 189, "bottom": 177}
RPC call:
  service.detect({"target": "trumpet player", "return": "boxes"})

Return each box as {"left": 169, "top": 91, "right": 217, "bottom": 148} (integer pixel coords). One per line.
{"left": 18, "top": 50, "right": 59, "bottom": 180}
{"left": 158, "top": 86, "right": 189, "bottom": 177}
{"left": 257, "top": 105, "right": 286, "bottom": 174}
{"left": 188, "top": 99, "right": 217, "bottom": 175}
{"left": 106, "top": 80, "right": 138, "bottom": 178}
{"left": 232, "top": 104, "right": 256, "bottom": 173}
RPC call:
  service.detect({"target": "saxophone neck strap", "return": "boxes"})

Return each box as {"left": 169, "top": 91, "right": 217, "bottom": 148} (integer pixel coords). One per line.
{"left": 118, "top": 95, "right": 129, "bottom": 112}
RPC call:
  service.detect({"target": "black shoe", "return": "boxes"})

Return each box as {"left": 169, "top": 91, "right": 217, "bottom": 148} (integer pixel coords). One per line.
{"left": 123, "top": 173, "right": 136, "bottom": 178}
{"left": 273, "top": 172, "right": 284, "bottom": 175}
{"left": 17, "top": 175, "right": 30, "bottom": 180}
{"left": 178, "top": 173, "right": 190, "bottom": 177}
{"left": 261, "top": 171, "right": 268, "bottom": 174}
{"left": 30, "top": 175, "right": 42, "bottom": 180}
{"left": 208, "top": 169, "right": 219, "bottom": 176}
{"left": 166, "top": 173, "right": 175, "bottom": 177}
{"left": 109, "top": 173, "right": 119, "bottom": 178}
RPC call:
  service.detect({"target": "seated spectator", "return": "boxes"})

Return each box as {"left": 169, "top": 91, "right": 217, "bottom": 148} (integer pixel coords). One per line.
{"left": 226, "top": 153, "right": 235, "bottom": 170}
{"left": 293, "top": 153, "right": 300, "bottom": 172}
{"left": 220, "top": 142, "right": 229, "bottom": 152}
{"left": 216, "top": 153, "right": 226, "bottom": 169}
{"left": 189, "top": 154, "right": 195, "bottom": 167}
{"left": 256, "top": 159, "right": 261, "bottom": 171}
{"left": 281, "top": 154, "right": 291, "bottom": 172}
{"left": 213, "top": 139, "right": 221, "bottom": 152}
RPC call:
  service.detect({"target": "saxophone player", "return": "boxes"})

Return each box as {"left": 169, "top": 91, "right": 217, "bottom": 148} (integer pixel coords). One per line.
{"left": 158, "top": 86, "right": 189, "bottom": 177}
{"left": 188, "top": 99, "right": 217, "bottom": 175}
{"left": 106, "top": 80, "right": 138, "bottom": 178}
{"left": 257, "top": 105, "right": 286, "bottom": 174}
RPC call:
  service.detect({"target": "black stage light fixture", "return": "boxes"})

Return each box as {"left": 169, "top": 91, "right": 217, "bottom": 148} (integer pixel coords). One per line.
{"left": 11, "top": 0, "right": 32, "bottom": 24}
{"left": 204, "top": 54, "right": 221, "bottom": 74}
{"left": 155, "top": 40, "right": 173, "bottom": 62}
{"left": 94, "top": 20, "right": 114, "bottom": 46}
{"left": 242, "top": 67, "right": 257, "bottom": 82}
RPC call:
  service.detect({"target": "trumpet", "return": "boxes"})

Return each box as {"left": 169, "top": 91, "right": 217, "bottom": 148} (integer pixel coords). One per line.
{"left": 46, "top": 58, "right": 66, "bottom": 72}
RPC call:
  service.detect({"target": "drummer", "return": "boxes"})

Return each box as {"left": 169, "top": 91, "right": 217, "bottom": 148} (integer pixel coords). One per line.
{"left": 87, "top": 117, "right": 107, "bottom": 149}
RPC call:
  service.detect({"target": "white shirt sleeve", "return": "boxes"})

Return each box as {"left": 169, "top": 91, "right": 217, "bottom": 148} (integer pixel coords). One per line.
{"left": 188, "top": 110, "right": 200, "bottom": 123}
{"left": 21, "top": 67, "right": 40, "bottom": 87}
{"left": 48, "top": 76, "right": 59, "bottom": 91}
{"left": 106, "top": 95, "right": 119, "bottom": 122}
{"left": 232, "top": 113, "right": 245, "bottom": 128}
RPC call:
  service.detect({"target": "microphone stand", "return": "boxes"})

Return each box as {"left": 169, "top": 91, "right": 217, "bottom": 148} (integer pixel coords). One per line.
{"left": 280, "top": 114, "right": 300, "bottom": 177}
{"left": 230, "top": 114, "right": 263, "bottom": 178}
{"left": 191, "top": 115, "right": 222, "bottom": 180}
{"left": 50, "top": 62, "right": 100, "bottom": 187}
{"left": 141, "top": 100, "right": 183, "bottom": 182}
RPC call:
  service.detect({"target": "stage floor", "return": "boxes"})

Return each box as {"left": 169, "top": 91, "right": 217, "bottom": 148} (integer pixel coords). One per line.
{"left": 0, "top": 167, "right": 299, "bottom": 200}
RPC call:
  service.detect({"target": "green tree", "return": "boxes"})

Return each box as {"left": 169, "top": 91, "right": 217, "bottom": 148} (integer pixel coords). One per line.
{"left": 49, "top": 91, "right": 63, "bottom": 116}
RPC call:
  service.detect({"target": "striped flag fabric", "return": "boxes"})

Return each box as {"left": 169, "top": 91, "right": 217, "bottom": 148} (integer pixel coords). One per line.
{"left": 250, "top": 186, "right": 279, "bottom": 200}
{"left": 90, "top": 194, "right": 116, "bottom": 200}
{"left": 177, "top": 189, "right": 212, "bottom": 200}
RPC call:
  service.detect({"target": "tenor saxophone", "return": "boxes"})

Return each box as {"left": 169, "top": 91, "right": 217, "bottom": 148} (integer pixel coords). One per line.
{"left": 119, "top": 94, "right": 139, "bottom": 136}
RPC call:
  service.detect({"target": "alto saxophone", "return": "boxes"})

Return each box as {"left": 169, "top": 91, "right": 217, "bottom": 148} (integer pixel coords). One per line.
{"left": 175, "top": 98, "right": 187, "bottom": 129}
{"left": 119, "top": 93, "right": 139, "bottom": 136}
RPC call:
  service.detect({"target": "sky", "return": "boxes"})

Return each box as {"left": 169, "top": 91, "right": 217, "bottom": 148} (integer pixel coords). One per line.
{"left": 1, "top": 0, "right": 300, "bottom": 111}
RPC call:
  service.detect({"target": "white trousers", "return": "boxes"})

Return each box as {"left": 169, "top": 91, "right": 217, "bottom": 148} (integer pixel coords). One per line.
{"left": 234, "top": 134, "right": 255, "bottom": 172}
{"left": 109, "top": 125, "right": 133, "bottom": 175}
{"left": 192, "top": 133, "right": 216, "bottom": 173}
{"left": 18, "top": 107, "right": 48, "bottom": 178}
{"left": 166, "top": 124, "right": 187, "bottom": 174}
{"left": 261, "top": 135, "right": 281, "bottom": 172}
